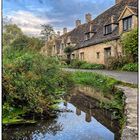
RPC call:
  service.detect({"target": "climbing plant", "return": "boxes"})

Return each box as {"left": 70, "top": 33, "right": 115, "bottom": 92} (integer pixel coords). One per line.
{"left": 121, "top": 28, "right": 138, "bottom": 63}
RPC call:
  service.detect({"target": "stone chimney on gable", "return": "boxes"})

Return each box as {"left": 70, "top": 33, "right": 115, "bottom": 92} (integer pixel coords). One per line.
{"left": 85, "top": 13, "right": 92, "bottom": 23}
{"left": 63, "top": 28, "right": 67, "bottom": 34}
{"left": 115, "top": 0, "right": 123, "bottom": 4}
{"left": 75, "top": 19, "right": 81, "bottom": 28}
{"left": 111, "top": 15, "right": 115, "bottom": 23}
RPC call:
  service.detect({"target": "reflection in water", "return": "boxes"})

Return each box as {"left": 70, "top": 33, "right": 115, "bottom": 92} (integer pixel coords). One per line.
{"left": 3, "top": 91, "right": 121, "bottom": 140}
{"left": 86, "top": 107, "right": 92, "bottom": 123}
{"left": 3, "top": 119, "right": 64, "bottom": 140}
{"left": 64, "top": 102, "right": 67, "bottom": 107}
{"left": 76, "top": 108, "right": 81, "bottom": 116}
{"left": 85, "top": 112, "right": 91, "bottom": 122}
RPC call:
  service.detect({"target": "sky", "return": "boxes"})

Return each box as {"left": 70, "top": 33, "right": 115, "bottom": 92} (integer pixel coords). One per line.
{"left": 3, "top": 0, "right": 115, "bottom": 36}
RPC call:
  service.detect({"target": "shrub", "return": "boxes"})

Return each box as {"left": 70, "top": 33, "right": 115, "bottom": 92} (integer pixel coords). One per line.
{"left": 80, "top": 63, "right": 105, "bottom": 69}
{"left": 106, "top": 56, "right": 127, "bottom": 70}
{"left": 121, "top": 63, "right": 138, "bottom": 72}
{"left": 64, "top": 46, "right": 74, "bottom": 64}
{"left": 121, "top": 28, "right": 138, "bottom": 63}
{"left": 3, "top": 47, "right": 74, "bottom": 114}
{"left": 70, "top": 60, "right": 87, "bottom": 68}
{"left": 69, "top": 60, "right": 105, "bottom": 69}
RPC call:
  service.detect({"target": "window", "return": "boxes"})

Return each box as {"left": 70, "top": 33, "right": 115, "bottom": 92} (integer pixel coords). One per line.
{"left": 62, "top": 44, "right": 64, "bottom": 50}
{"left": 67, "top": 43, "right": 71, "bottom": 46}
{"left": 123, "top": 16, "right": 132, "bottom": 31}
{"left": 104, "top": 47, "right": 111, "bottom": 58}
{"left": 72, "top": 54, "right": 75, "bottom": 59}
{"left": 96, "top": 52, "right": 100, "bottom": 59}
{"left": 80, "top": 52, "right": 84, "bottom": 60}
{"left": 104, "top": 24, "right": 112, "bottom": 35}
{"left": 85, "top": 33, "right": 90, "bottom": 40}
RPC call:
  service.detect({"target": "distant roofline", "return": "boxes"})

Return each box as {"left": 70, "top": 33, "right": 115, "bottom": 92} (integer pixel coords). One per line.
{"left": 75, "top": 36, "right": 120, "bottom": 50}
{"left": 59, "top": 2, "right": 117, "bottom": 37}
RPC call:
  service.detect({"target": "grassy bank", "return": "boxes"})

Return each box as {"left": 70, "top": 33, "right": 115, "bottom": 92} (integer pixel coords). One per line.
{"left": 72, "top": 71, "right": 119, "bottom": 93}
{"left": 71, "top": 71, "right": 125, "bottom": 127}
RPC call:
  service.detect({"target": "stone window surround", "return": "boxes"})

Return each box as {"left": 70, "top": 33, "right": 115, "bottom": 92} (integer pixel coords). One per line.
{"left": 104, "top": 24, "right": 112, "bottom": 35}
{"left": 122, "top": 15, "right": 132, "bottom": 31}
{"left": 80, "top": 52, "right": 84, "bottom": 60}
{"left": 96, "top": 52, "right": 100, "bottom": 59}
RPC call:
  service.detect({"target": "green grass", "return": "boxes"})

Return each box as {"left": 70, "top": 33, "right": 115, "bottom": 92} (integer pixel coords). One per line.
{"left": 72, "top": 71, "right": 119, "bottom": 93}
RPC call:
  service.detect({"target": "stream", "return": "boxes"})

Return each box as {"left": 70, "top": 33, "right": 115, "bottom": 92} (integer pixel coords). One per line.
{"left": 3, "top": 88, "right": 121, "bottom": 140}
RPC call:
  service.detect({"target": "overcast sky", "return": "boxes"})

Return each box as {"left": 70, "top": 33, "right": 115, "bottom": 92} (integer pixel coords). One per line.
{"left": 3, "top": 0, "right": 115, "bottom": 36}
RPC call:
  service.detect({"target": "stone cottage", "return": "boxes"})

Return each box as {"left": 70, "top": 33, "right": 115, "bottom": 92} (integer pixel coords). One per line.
{"left": 41, "top": 0, "right": 138, "bottom": 64}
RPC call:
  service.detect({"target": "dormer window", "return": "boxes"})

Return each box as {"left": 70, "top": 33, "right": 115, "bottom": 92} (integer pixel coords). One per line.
{"left": 85, "top": 32, "right": 94, "bottom": 41}
{"left": 62, "top": 44, "right": 64, "bottom": 50}
{"left": 85, "top": 33, "right": 90, "bottom": 40}
{"left": 123, "top": 16, "right": 132, "bottom": 31}
{"left": 104, "top": 24, "right": 112, "bottom": 35}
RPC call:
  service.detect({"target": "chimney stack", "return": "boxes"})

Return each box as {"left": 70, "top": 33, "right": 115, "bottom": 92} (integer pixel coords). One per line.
{"left": 63, "top": 28, "right": 67, "bottom": 34}
{"left": 111, "top": 15, "right": 115, "bottom": 23}
{"left": 75, "top": 19, "right": 81, "bottom": 28}
{"left": 85, "top": 13, "right": 92, "bottom": 23}
{"left": 57, "top": 31, "right": 60, "bottom": 37}
{"left": 115, "top": 0, "right": 122, "bottom": 4}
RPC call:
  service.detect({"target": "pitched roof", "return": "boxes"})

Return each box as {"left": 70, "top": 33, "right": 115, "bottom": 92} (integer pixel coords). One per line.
{"left": 128, "top": 6, "right": 138, "bottom": 15}
{"left": 56, "top": 0, "right": 138, "bottom": 50}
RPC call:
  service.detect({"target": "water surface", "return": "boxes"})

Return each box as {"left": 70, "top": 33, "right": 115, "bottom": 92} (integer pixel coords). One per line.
{"left": 3, "top": 91, "right": 120, "bottom": 140}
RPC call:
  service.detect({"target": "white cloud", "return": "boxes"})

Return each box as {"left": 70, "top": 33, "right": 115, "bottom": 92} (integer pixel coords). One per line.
{"left": 5, "top": 10, "right": 61, "bottom": 36}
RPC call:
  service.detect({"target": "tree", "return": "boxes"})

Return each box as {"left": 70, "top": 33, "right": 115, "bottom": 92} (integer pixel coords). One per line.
{"left": 11, "top": 35, "right": 29, "bottom": 50}
{"left": 28, "top": 37, "right": 44, "bottom": 51}
{"left": 64, "top": 45, "right": 74, "bottom": 64}
{"left": 3, "top": 33, "right": 13, "bottom": 46}
{"left": 3, "top": 24, "right": 22, "bottom": 35}
{"left": 121, "top": 28, "right": 138, "bottom": 63}
{"left": 3, "top": 24, "right": 23, "bottom": 46}
{"left": 40, "top": 24, "right": 55, "bottom": 41}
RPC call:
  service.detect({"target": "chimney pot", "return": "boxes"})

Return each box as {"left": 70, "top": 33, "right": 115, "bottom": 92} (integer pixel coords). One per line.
{"left": 85, "top": 13, "right": 92, "bottom": 23}
{"left": 63, "top": 28, "right": 67, "bottom": 34}
{"left": 75, "top": 19, "right": 81, "bottom": 28}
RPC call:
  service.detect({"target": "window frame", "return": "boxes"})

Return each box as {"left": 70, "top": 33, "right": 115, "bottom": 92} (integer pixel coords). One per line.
{"left": 61, "top": 43, "right": 64, "bottom": 50}
{"left": 104, "top": 47, "right": 111, "bottom": 58}
{"left": 53, "top": 45, "right": 56, "bottom": 53}
{"left": 104, "top": 24, "right": 112, "bottom": 35}
{"left": 72, "top": 54, "right": 75, "bottom": 59}
{"left": 123, "top": 16, "right": 132, "bottom": 31}
{"left": 80, "top": 52, "right": 84, "bottom": 60}
{"left": 96, "top": 52, "right": 100, "bottom": 59}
